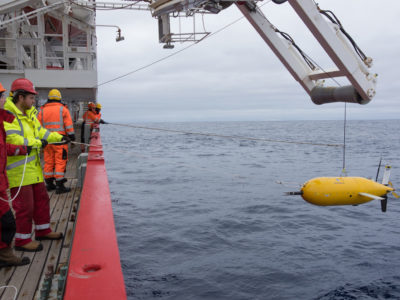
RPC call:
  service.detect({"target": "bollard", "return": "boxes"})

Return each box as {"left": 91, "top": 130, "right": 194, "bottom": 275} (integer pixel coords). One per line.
{"left": 76, "top": 153, "right": 88, "bottom": 187}
{"left": 84, "top": 123, "right": 91, "bottom": 152}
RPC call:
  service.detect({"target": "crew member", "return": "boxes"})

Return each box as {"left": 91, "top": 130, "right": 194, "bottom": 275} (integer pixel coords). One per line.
{"left": 4, "top": 78, "right": 67, "bottom": 252}
{"left": 38, "top": 89, "right": 75, "bottom": 194}
{"left": 95, "top": 103, "right": 108, "bottom": 124}
{"left": 0, "top": 82, "right": 30, "bottom": 267}
{"left": 80, "top": 102, "right": 99, "bottom": 145}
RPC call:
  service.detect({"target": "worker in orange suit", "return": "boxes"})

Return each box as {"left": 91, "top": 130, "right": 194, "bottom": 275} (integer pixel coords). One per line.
{"left": 80, "top": 102, "right": 100, "bottom": 147}
{"left": 95, "top": 103, "right": 108, "bottom": 124}
{"left": 83, "top": 102, "right": 100, "bottom": 129}
{"left": 38, "top": 89, "right": 75, "bottom": 194}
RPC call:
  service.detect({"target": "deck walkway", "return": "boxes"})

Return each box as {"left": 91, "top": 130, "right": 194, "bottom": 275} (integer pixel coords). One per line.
{"left": 0, "top": 143, "right": 82, "bottom": 300}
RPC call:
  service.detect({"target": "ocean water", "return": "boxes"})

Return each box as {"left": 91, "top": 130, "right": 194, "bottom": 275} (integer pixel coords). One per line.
{"left": 101, "top": 120, "right": 400, "bottom": 300}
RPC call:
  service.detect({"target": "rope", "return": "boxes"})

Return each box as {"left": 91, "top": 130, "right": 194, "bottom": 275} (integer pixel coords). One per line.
{"left": 49, "top": 141, "right": 91, "bottom": 146}
{"left": 108, "top": 122, "right": 342, "bottom": 147}
{"left": 0, "top": 153, "right": 29, "bottom": 203}
{"left": 0, "top": 285, "right": 18, "bottom": 300}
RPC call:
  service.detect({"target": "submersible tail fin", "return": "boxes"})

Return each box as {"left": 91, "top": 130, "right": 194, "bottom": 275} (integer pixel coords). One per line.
{"left": 380, "top": 165, "right": 391, "bottom": 212}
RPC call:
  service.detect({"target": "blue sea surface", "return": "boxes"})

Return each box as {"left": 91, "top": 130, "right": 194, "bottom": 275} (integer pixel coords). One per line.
{"left": 101, "top": 120, "right": 400, "bottom": 300}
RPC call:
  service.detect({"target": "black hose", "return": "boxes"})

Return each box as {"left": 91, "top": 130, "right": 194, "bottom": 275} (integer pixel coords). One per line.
{"left": 276, "top": 30, "right": 316, "bottom": 70}
{"left": 319, "top": 9, "right": 367, "bottom": 62}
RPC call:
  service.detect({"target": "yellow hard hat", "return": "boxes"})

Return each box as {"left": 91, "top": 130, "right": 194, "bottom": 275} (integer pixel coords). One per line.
{"left": 48, "top": 89, "right": 62, "bottom": 100}
{"left": 96, "top": 103, "right": 102, "bottom": 109}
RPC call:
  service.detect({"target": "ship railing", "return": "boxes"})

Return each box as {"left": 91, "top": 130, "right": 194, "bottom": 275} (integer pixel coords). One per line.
{"left": 65, "top": 126, "right": 127, "bottom": 300}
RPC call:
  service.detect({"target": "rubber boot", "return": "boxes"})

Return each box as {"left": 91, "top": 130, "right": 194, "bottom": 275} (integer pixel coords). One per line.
{"left": 45, "top": 178, "right": 56, "bottom": 191}
{"left": 0, "top": 247, "right": 30, "bottom": 268}
{"left": 14, "top": 241, "right": 43, "bottom": 252}
{"left": 55, "top": 180, "right": 71, "bottom": 194}
{"left": 36, "top": 232, "right": 63, "bottom": 241}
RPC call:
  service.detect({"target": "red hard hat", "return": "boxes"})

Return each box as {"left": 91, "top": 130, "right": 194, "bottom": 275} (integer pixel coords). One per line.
{"left": 11, "top": 78, "right": 37, "bottom": 94}
{"left": 88, "top": 102, "right": 96, "bottom": 109}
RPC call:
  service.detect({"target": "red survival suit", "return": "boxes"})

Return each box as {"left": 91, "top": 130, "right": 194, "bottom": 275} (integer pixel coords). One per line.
{"left": 0, "top": 109, "right": 28, "bottom": 250}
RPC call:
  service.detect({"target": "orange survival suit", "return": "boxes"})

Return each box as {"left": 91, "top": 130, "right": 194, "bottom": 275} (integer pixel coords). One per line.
{"left": 80, "top": 102, "right": 100, "bottom": 146}
{"left": 38, "top": 90, "right": 75, "bottom": 192}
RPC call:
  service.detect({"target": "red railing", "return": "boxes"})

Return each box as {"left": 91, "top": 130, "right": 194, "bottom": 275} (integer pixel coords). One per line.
{"left": 64, "top": 127, "right": 127, "bottom": 299}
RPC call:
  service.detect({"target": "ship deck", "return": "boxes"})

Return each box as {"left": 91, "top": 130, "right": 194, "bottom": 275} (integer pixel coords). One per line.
{"left": 0, "top": 143, "right": 82, "bottom": 300}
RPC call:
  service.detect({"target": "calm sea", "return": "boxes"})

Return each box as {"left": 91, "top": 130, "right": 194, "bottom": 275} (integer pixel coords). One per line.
{"left": 101, "top": 120, "right": 400, "bottom": 300}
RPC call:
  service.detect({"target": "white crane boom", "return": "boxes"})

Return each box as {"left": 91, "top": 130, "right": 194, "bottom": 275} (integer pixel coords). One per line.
{"left": 152, "top": 0, "right": 377, "bottom": 105}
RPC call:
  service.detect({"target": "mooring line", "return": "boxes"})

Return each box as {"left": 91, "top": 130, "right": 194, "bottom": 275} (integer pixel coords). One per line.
{"left": 108, "top": 123, "right": 342, "bottom": 147}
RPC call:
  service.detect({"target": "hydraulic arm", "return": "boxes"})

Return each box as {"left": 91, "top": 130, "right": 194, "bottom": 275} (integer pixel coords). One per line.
{"left": 236, "top": 0, "right": 377, "bottom": 105}
{"left": 151, "top": 0, "right": 377, "bottom": 105}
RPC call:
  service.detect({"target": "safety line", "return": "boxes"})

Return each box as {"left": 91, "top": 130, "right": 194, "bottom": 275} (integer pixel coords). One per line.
{"left": 0, "top": 154, "right": 29, "bottom": 204}
{"left": 70, "top": 141, "right": 91, "bottom": 146}
{"left": 109, "top": 122, "right": 342, "bottom": 147}
{"left": 0, "top": 285, "right": 18, "bottom": 300}
{"left": 48, "top": 141, "right": 91, "bottom": 146}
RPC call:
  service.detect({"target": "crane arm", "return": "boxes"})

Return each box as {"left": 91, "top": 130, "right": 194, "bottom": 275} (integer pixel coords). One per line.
{"left": 237, "top": 0, "right": 377, "bottom": 105}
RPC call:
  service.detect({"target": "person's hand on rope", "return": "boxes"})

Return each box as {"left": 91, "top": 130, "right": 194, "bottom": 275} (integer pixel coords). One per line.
{"left": 62, "top": 135, "right": 71, "bottom": 143}
{"left": 40, "top": 139, "right": 48, "bottom": 148}
{"left": 68, "top": 134, "right": 76, "bottom": 142}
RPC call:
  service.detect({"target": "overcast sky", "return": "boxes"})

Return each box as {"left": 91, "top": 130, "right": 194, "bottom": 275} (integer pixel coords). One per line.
{"left": 95, "top": 0, "right": 400, "bottom": 122}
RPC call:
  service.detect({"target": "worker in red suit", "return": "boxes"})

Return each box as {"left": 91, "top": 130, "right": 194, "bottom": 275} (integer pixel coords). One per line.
{"left": 4, "top": 78, "right": 67, "bottom": 252}
{"left": 0, "top": 82, "right": 30, "bottom": 268}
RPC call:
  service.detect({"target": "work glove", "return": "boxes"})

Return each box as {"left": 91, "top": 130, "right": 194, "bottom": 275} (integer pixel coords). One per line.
{"left": 26, "top": 146, "right": 32, "bottom": 155}
{"left": 61, "top": 135, "right": 71, "bottom": 143}
{"left": 100, "top": 119, "right": 107, "bottom": 124}
{"left": 41, "top": 139, "right": 48, "bottom": 148}
{"left": 68, "top": 134, "right": 76, "bottom": 141}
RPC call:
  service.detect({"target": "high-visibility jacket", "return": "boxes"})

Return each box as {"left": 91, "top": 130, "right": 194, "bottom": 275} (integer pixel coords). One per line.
{"left": 0, "top": 109, "right": 28, "bottom": 191}
{"left": 4, "top": 98, "right": 63, "bottom": 188}
{"left": 38, "top": 101, "right": 75, "bottom": 137}
{"left": 82, "top": 109, "right": 99, "bottom": 129}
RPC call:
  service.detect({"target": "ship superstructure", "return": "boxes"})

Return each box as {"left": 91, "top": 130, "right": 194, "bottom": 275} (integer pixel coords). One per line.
{"left": 0, "top": 0, "right": 97, "bottom": 117}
